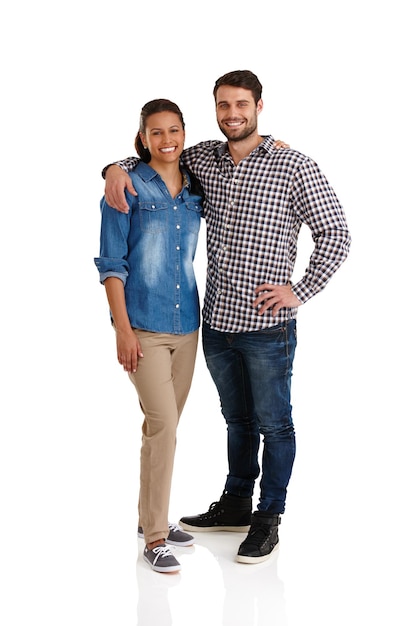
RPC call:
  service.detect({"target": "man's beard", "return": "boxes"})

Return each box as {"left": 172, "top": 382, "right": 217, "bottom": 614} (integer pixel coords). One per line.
{"left": 218, "top": 118, "right": 257, "bottom": 142}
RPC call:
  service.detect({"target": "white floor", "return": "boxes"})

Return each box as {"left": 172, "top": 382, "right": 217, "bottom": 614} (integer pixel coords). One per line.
{"left": 143, "top": 494, "right": 417, "bottom": 626}
{"left": 2, "top": 489, "right": 415, "bottom": 626}
{"left": 2, "top": 317, "right": 416, "bottom": 626}
{"left": 135, "top": 502, "right": 416, "bottom": 626}
{"left": 136, "top": 529, "right": 287, "bottom": 626}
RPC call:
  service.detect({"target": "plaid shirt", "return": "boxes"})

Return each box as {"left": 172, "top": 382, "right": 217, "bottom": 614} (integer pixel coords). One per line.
{"left": 115, "top": 135, "right": 351, "bottom": 332}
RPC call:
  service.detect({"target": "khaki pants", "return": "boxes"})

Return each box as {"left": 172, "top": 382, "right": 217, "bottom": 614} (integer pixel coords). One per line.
{"left": 128, "top": 329, "right": 198, "bottom": 544}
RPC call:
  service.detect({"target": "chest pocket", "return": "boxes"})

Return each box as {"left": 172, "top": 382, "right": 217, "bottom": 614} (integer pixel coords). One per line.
{"left": 185, "top": 201, "right": 203, "bottom": 234}
{"left": 138, "top": 202, "right": 169, "bottom": 233}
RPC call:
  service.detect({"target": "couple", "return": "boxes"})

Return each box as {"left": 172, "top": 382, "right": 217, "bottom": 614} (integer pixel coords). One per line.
{"left": 95, "top": 69, "right": 351, "bottom": 574}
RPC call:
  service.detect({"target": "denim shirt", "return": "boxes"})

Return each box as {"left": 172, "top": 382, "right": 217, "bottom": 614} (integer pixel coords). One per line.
{"left": 94, "top": 162, "right": 203, "bottom": 334}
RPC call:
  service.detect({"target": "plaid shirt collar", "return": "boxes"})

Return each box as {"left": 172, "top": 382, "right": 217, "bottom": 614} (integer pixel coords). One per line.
{"left": 213, "top": 135, "right": 274, "bottom": 162}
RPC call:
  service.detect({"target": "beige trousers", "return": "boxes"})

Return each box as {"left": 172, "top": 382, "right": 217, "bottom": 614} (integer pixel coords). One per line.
{"left": 128, "top": 329, "right": 198, "bottom": 544}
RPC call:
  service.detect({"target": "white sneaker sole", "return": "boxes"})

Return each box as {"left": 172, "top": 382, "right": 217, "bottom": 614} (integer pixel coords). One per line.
{"left": 143, "top": 554, "right": 181, "bottom": 573}
{"left": 180, "top": 523, "right": 250, "bottom": 533}
{"left": 235, "top": 542, "right": 279, "bottom": 564}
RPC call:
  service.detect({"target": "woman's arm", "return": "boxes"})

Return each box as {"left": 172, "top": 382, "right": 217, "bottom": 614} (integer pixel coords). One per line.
{"left": 104, "top": 277, "right": 143, "bottom": 373}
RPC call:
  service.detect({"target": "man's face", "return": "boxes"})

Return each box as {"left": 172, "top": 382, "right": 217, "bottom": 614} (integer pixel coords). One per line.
{"left": 215, "top": 86, "right": 262, "bottom": 142}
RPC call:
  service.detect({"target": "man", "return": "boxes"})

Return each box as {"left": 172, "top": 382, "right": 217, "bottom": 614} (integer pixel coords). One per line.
{"left": 103, "top": 70, "right": 351, "bottom": 564}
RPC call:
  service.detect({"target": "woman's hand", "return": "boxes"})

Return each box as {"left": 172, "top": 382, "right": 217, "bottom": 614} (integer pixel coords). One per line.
{"left": 116, "top": 328, "right": 143, "bottom": 373}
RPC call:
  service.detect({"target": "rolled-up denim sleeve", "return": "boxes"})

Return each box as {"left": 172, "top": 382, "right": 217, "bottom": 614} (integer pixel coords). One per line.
{"left": 94, "top": 196, "right": 132, "bottom": 284}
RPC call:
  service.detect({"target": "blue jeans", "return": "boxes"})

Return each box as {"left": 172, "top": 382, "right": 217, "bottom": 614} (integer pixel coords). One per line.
{"left": 202, "top": 320, "right": 297, "bottom": 514}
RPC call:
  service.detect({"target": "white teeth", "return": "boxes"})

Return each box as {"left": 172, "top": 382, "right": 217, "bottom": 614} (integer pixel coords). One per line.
{"left": 160, "top": 147, "right": 176, "bottom": 153}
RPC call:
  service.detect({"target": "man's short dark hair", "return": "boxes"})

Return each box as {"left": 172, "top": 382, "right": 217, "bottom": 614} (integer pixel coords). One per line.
{"left": 213, "top": 70, "right": 263, "bottom": 104}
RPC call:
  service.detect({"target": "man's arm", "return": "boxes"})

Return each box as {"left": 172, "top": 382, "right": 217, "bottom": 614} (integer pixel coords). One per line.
{"left": 104, "top": 165, "right": 137, "bottom": 213}
{"left": 291, "top": 159, "right": 351, "bottom": 302}
{"left": 102, "top": 157, "right": 140, "bottom": 212}
{"left": 103, "top": 140, "right": 290, "bottom": 214}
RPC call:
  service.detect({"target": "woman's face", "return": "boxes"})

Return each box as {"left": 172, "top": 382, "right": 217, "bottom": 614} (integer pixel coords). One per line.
{"left": 140, "top": 111, "right": 185, "bottom": 166}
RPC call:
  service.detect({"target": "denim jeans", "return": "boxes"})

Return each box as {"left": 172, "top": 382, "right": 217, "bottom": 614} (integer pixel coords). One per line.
{"left": 202, "top": 320, "right": 297, "bottom": 514}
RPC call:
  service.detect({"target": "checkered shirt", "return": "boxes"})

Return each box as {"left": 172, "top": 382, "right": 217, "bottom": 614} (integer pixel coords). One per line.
{"left": 115, "top": 135, "right": 351, "bottom": 332}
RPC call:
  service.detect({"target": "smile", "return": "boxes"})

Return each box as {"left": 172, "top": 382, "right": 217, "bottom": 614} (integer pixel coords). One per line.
{"left": 224, "top": 120, "right": 244, "bottom": 127}
{"left": 160, "top": 147, "right": 176, "bottom": 153}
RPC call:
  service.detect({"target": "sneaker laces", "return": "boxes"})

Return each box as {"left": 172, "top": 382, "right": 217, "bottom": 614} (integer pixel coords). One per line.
{"left": 150, "top": 544, "right": 174, "bottom": 563}
{"left": 168, "top": 523, "right": 183, "bottom": 534}
{"left": 244, "top": 517, "right": 279, "bottom": 546}
{"left": 248, "top": 525, "right": 269, "bottom": 540}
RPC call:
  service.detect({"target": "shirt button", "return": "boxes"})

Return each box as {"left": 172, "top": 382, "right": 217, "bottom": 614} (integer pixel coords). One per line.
{"left": 176, "top": 224, "right": 180, "bottom": 229}
{"left": 176, "top": 284, "right": 180, "bottom": 289}
{"left": 176, "top": 246, "right": 180, "bottom": 250}
{"left": 173, "top": 205, "right": 178, "bottom": 210}
{"left": 175, "top": 304, "right": 180, "bottom": 309}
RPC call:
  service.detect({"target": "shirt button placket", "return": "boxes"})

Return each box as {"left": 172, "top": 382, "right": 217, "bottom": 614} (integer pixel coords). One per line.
{"left": 174, "top": 206, "right": 181, "bottom": 332}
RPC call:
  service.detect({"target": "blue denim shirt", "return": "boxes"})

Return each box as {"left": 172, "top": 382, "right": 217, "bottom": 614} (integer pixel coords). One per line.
{"left": 94, "top": 162, "right": 203, "bottom": 334}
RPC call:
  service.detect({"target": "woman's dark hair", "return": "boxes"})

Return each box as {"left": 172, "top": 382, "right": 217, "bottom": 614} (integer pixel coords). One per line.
{"left": 213, "top": 70, "right": 263, "bottom": 105}
{"left": 134, "top": 99, "right": 185, "bottom": 163}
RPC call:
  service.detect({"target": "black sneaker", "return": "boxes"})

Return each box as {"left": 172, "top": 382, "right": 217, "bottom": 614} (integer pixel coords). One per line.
{"left": 179, "top": 492, "right": 252, "bottom": 532}
{"left": 236, "top": 511, "right": 281, "bottom": 564}
{"left": 138, "top": 523, "right": 194, "bottom": 546}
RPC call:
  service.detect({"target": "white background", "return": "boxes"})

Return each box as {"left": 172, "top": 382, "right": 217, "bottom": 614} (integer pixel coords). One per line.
{"left": 1, "top": 1, "right": 416, "bottom": 624}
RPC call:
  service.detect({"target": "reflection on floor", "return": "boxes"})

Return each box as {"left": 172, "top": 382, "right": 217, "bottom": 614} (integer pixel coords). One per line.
{"left": 136, "top": 531, "right": 287, "bottom": 626}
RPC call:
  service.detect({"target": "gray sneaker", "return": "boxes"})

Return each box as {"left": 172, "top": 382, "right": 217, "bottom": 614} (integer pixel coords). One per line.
{"left": 143, "top": 543, "right": 181, "bottom": 573}
{"left": 138, "top": 523, "right": 194, "bottom": 546}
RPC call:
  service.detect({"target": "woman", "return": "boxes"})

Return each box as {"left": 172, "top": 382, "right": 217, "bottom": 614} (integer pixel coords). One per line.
{"left": 94, "top": 99, "right": 203, "bottom": 573}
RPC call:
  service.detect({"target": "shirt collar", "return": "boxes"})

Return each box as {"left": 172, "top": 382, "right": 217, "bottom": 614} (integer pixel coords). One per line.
{"left": 136, "top": 161, "right": 190, "bottom": 188}
{"left": 213, "top": 135, "right": 275, "bottom": 161}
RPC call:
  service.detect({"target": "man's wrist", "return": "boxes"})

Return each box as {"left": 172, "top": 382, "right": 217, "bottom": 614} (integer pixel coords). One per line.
{"left": 102, "top": 163, "right": 122, "bottom": 179}
{"left": 102, "top": 164, "right": 111, "bottom": 179}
